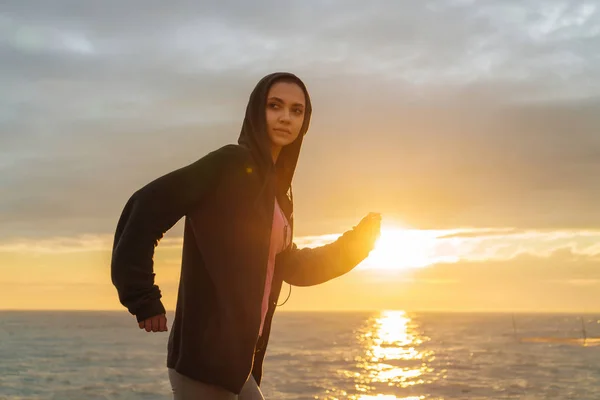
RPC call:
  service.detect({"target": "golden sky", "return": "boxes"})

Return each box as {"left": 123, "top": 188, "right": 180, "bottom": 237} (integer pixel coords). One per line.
{"left": 2, "top": 224, "right": 599, "bottom": 312}
{"left": 2, "top": 0, "right": 600, "bottom": 312}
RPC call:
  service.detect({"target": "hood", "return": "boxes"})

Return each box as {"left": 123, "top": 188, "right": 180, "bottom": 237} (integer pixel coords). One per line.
{"left": 237, "top": 72, "right": 312, "bottom": 197}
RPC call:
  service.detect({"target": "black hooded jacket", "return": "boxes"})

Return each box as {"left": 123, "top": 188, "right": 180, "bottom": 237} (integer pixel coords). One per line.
{"left": 110, "top": 72, "right": 376, "bottom": 394}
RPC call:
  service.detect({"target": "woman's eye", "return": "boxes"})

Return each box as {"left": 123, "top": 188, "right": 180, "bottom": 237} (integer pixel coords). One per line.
{"left": 293, "top": 109, "right": 303, "bottom": 115}
{"left": 268, "top": 103, "right": 279, "bottom": 109}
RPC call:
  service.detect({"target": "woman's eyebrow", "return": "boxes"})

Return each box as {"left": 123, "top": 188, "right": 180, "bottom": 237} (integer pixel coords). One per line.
{"left": 267, "top": 96, "right": 305, "bottom": 108}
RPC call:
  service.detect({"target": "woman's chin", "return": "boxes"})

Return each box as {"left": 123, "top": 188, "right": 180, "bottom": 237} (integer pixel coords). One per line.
{"left": 272, "top": 139, "right": 295, "bottom": 148}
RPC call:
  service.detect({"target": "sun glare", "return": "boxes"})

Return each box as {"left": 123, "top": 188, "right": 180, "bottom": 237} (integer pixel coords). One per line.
{"left": 361, "top": 226, "right": 441, "bottom": 270}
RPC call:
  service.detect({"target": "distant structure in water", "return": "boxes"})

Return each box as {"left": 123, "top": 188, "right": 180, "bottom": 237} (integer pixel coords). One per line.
{"left": 511, "top": 314, "right": 600, "bottom": 347}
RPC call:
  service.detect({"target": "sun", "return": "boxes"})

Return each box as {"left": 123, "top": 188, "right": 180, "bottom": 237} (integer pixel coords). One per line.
{"left": 360, "top": 225, "right": 440, "bottom": 270}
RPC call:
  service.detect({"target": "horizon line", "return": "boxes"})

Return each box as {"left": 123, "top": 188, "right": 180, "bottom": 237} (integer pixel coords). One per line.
{"left": 2, "top": 308, "right": 600, "bottom": 314}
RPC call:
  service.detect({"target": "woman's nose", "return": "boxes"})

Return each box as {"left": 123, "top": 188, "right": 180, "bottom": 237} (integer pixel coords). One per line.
{"left": 279, "top": 110, "right": 291, "bottom": 123}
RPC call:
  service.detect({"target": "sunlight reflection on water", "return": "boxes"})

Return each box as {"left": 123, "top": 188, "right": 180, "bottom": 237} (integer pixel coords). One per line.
{"left": 358, "top": 397, "right": 424, "bottom": 400}
{"left": 352, "top": 310, "right": 434, "bottom": 399}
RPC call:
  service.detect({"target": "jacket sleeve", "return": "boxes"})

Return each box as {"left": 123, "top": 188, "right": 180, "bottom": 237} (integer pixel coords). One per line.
{"left": 278, "top": 227, "right": 376, "bottom": 287}
{"left": 110, "top": 146, "right": 236, "bottom": 322}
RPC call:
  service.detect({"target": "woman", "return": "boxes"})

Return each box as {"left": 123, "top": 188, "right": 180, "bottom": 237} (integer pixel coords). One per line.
{"left": 110, "top": 72, "right": 381, "bottom": 399}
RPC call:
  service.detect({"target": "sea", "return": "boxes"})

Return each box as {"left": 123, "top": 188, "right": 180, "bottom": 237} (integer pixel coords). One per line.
{"left": 1, "top": 311, "right": 599, "bottom": 400}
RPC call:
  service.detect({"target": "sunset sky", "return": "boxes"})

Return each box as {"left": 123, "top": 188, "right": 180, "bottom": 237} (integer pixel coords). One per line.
{"left": 2, "top": 0, "right": 599, "bottom": 313}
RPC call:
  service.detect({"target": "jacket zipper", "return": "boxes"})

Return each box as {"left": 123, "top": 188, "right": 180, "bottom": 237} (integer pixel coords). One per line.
{"left": 251, "top": 195, "right": 276, "bottom": 355}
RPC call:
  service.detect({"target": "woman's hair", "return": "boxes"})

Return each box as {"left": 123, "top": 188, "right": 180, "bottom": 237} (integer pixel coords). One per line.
{"left": 270, "top": 75, "right": 306, "bottom": 88}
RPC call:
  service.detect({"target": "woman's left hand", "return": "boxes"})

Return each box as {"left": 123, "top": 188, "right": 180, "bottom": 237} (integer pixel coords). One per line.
{"left": 354, "top": 212, "right": 382, "bottom": 250}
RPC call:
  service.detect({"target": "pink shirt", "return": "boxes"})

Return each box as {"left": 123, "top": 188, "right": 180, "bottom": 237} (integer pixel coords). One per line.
{"left": 258, "top": 198, "right": 290, "bottom": 336}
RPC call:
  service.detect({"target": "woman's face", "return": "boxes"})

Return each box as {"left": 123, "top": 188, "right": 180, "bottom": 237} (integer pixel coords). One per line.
{"left": 265, "top": 81, "right": 306, "bottom": 150}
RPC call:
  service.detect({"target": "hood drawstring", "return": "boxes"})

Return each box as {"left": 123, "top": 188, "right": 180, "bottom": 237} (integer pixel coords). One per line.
{"left": 277, "top": 185, "right": 293, "bottom": 307}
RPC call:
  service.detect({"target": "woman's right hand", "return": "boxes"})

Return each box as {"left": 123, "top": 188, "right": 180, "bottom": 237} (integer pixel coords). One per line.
{"left": 138, "top": 313, "right": 168, "bottom": 332}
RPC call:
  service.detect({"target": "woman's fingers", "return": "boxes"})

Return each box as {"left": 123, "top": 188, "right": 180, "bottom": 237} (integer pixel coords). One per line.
{"left": 355, "top": 213, "right": 381, "bottom": 251}
{"left": 138, "top": 314, "right": 168, "bottom": 332}
{"left": 357, "top": 213, "right": 380, "bottom": 228}
{"left": 368, "top": 212, "right": 382, "bottom": 220}
{"left": 159, "top": 315, "right": 168, "bottom": 332}
{"left": 362, "top": 213, "right": 381, "bottom": 231}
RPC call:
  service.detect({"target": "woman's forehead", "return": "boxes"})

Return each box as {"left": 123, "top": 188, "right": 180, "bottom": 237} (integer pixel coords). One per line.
{"left": 267, "top": 81, "right": 306, "bottom": 106}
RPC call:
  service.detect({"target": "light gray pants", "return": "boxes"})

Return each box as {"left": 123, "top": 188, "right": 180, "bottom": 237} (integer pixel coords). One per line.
{"left": 168, "top": 368, "right": 265, "bottom": 400}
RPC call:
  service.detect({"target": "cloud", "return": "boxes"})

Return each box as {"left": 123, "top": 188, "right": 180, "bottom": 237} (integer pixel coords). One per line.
{"left": 4, "top": 228, "right": 599, "bottom": 271}
{"left": 1, "top": 0, "right": 600, "bottom": 240}
{"left": 444, "top": 229, "right": 600, "bottom": 261}
{"left": 392, "top": 247, "right": 600, "bottom": 305}
{"left": 282, "top": 246, "right": 600, "bottom": 312}
{"left": 560, "top": 278, "right": 600, "bottom": 286}
{"left": 438, "top": 228, "right": 524, "bottom": 239}
{"left": 0, "top": 234, "right": 183, "bottom": 254}
{"left": 2, "top": 229, "right": 599, "bottom": 311}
